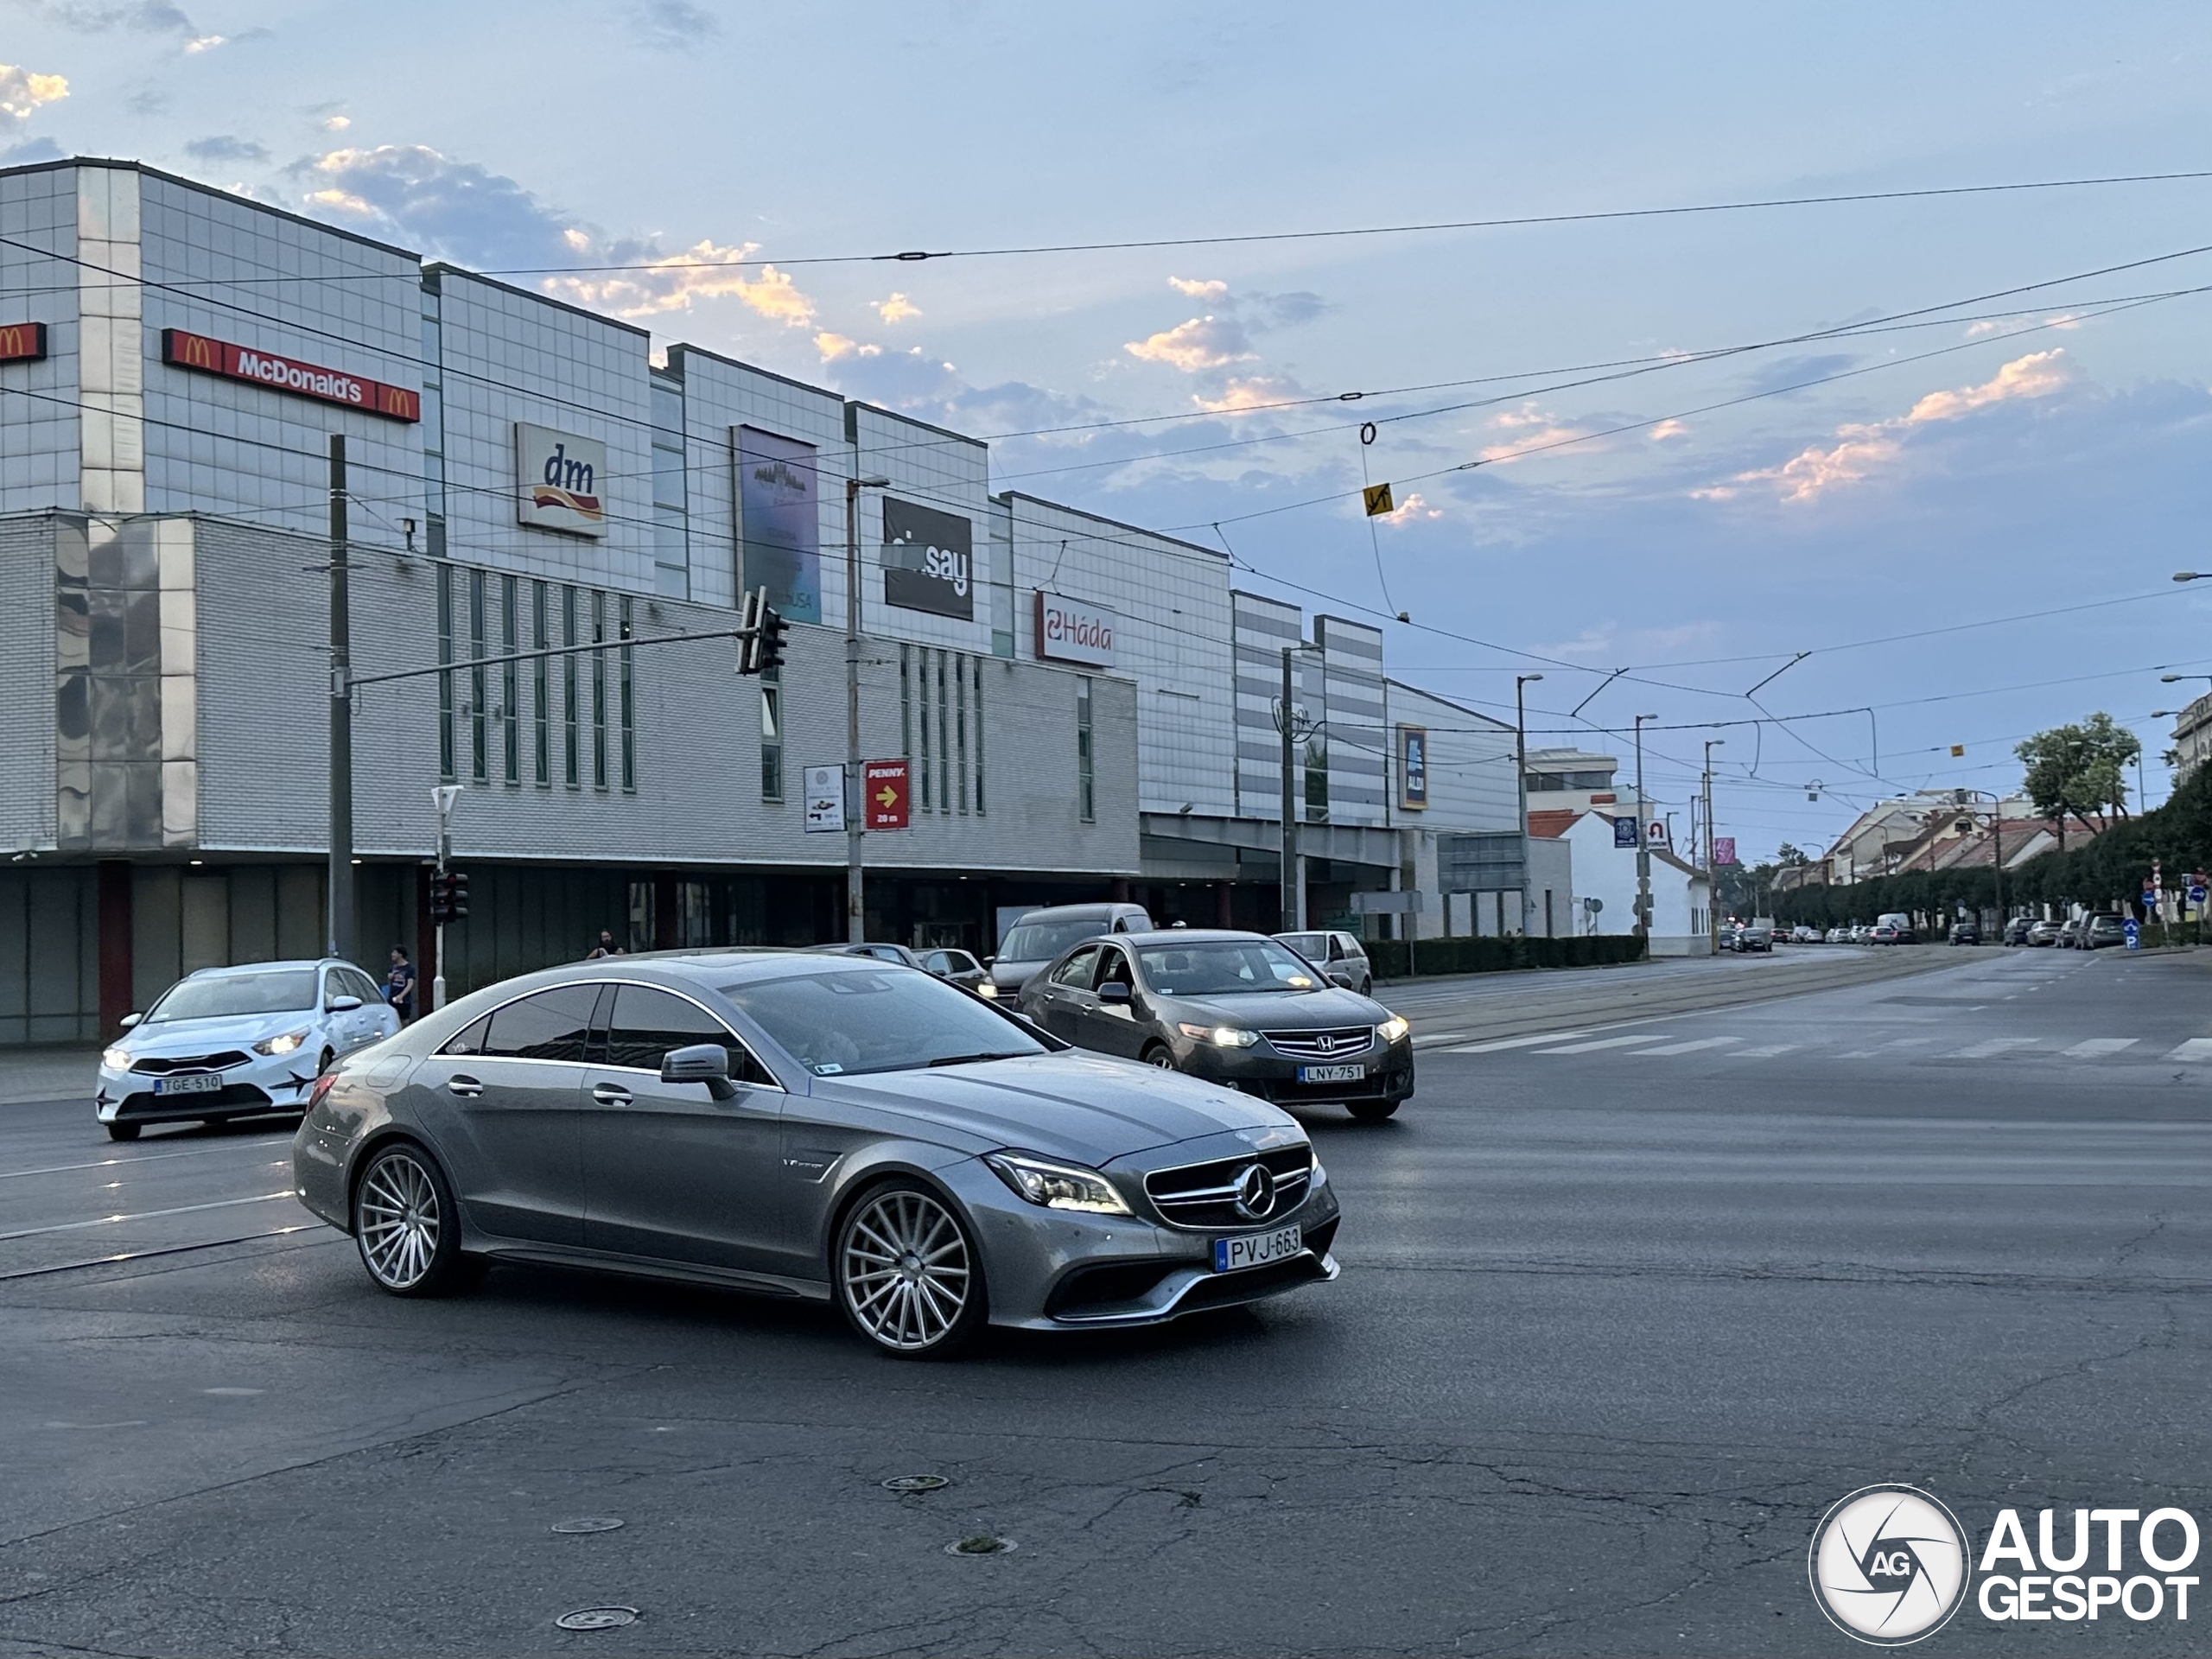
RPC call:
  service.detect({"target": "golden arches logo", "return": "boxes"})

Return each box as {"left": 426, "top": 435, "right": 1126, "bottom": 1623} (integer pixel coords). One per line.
{"left": 0, "top": 321, "right": 48, "bottom": 362}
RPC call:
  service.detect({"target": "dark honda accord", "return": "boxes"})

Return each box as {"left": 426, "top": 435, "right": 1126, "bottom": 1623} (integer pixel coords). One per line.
{"left": 1020, "top": 930, "right": 1414, "bottom": 1121}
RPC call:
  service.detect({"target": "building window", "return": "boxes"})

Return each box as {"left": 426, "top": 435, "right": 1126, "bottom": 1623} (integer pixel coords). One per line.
{"left": 531, "top": 581, "right": 550, "bottom": 788}
{"left": 468, "top": 568, "right": 487, "bottom": 785}
{"left": 760, "top": 674, "right": 783, "bottom": 802}
{"left": 936, "top": 650, "right": 950, "bottom": 816}
{"left": 435, "top": 563, "right": 454, "bottom": 783}
{"left": 972, "top": 656, "right": 985, "bottom": 817}
{"left": 562, "top": 584, "right": 580, "bottom": 789}
{"left": 651, "top": 371, "right": 690, "bottom": 600}
{"left": 899, "top": 645, "right": 912, "bottom": 766}
{"left": 420, "top": 282, "right": 446, "bottom": 556}
{"left": 916, "top": 648, "right": 932, "bottom": 813}
{"left": 500, "top": 574, "right": 519, "bottom": 786}
{"left": 1077, "top": 675, "right": 1095, "bottom": 823}
{"left": 956, "top": 652, "right": 969, "bottom": 815}
{"left": 590, "top": 589, "right": 608, "bottom": 791}
{"left": 618, "top": 594, "right": 636, "bottom": 792}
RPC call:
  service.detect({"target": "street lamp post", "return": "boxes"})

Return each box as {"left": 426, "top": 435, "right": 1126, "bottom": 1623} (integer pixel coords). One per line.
{"left": 1633, "top": 714, "right": 1656, "bottom": 941}
{"left": 844, "top": 472, "right": 892, "bottom": 944}
{"left": 1702, "top": 738, "right": 1723, "bottom": 955}
{"left": 1516, "top": 673, "right": 1542, "bottom": 938}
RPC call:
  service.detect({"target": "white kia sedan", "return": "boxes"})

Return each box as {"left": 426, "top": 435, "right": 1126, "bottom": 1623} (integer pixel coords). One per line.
{"left": 95, "top": 959, "right": 400, "bottom": 1141}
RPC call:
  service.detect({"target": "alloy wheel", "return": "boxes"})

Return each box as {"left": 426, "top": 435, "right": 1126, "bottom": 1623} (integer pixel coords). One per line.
{"left": 1146, "top": 1048, "right": 1175, "bottom": 1069}
{"left": 357, "top": 1150, "right": 442, "bottom": 1291}
{"left": 840, "top": 1188, "right": 973, "bottom": 1353}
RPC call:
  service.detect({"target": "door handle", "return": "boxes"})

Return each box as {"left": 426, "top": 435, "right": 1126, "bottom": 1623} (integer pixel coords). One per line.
{"left": 592, "top": 1083, "right": 633, "bottom": 1106}
{"left": 446, "top": 1074, "right": 484, "bottom": 1097}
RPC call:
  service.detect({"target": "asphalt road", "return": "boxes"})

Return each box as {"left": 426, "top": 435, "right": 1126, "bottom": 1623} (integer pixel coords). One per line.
{"left": 1, "top": 946, "right": 2206, "bottom": 1656}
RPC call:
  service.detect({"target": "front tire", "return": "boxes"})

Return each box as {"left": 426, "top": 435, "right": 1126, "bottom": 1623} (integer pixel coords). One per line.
{"left": 1141, "top": 1043, "right": 1177, "bottom": 1069}
{"left": 105, "top": 1121, "right": 140, "bottom": 1142}
{"left": 834, "top": 1181, "right": 988, "bottom": 1358}
{"left": 1359, "top": 976, "right": 1373, "bottom": 995}
{"left": 353, "top": 1141, "right": 467, "bottom": 1297}
{"left": 1348, "top": 1099, "right": 1401, "bottom": 1122}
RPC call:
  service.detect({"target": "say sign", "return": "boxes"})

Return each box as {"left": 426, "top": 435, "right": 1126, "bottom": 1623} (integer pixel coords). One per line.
{"left": 864, "top": 759, "right": 911, "bottom": 830}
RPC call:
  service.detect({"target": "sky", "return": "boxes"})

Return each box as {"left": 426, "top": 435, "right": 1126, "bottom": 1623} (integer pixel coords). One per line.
{"left": 5, "top": 0, "right": 2210, "bottom": 861}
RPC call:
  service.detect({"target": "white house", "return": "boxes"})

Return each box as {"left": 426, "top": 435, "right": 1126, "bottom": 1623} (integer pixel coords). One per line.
{"left": 1535, "top": 810, "right": 1713, "bottom": 957}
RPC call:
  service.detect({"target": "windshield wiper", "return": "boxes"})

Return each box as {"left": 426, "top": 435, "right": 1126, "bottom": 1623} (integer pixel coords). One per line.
{"left": 926, "top": 1051, "right": 1027, "bottom": 1068}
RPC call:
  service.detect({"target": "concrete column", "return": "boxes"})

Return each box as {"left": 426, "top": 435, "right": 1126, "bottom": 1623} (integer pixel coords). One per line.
{"left": 97, "top": 861, "right": 131, "bottom": 1034}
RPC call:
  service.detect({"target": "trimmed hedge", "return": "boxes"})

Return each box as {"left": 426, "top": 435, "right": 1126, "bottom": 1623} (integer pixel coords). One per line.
{"left": 1367, "top": 933, "right": 1647, "bottom": 979}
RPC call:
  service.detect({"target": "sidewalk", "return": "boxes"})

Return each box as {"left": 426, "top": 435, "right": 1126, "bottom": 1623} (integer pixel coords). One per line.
{"left": 0, "top": 1046, "right": 100, "bottom": 1106}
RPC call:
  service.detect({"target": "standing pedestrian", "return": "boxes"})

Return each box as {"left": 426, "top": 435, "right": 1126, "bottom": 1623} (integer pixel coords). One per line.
{"left": 385, "top": 946, "right": 417, "bottom": 1023}
{"left": 586, "top": 929, "right": 626, "bottom": 959}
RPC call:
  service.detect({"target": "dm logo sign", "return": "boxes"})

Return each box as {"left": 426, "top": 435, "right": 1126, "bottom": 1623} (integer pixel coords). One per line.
{"left": 516, "top": 423, "right": 609, "bottom": 538}
{"left": 1810, "top": 1484, "right": 1970, "bottom": 1645}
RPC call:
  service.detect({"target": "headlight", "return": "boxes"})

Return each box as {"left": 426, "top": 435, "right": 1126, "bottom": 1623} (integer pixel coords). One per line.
{"left": 100, "top": 1046, "right": 131, "bottom": 1071}
{"left": 983, "top": 1151, "right": 1131, "bottom": 1215}
{"left": 253, "top": 1028, "right": 310, "bottom": 1057}
{"left": 1177, "top": 1022, "right": 1259, "bottom": 1048}
{"left": 1376, "top": 1015, "right": 1410, "bottom": 1044}
{"left": 976, "top": 982, "right": 998, "bottom": 999}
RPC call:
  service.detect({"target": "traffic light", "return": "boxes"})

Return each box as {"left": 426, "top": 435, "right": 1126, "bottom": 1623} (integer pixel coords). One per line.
{"left": 736, "top": 587, "right": 789, "bottom": 677}
{"left": 428, "top": 869, "right": 469, "bottom": 924}
{"left": 757, "top": 605, "right": 789, "bottom": 675}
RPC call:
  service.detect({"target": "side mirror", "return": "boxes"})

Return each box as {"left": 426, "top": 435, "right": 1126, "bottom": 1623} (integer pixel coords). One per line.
{"left": 1096, "top": 982, "right": 1132, "bottom": 1005}
{"left": 661, "top": 1041, "right": 737, "bottom": 1100}
{"left": 119, "top": 1012, "right": 142, "bottom": 1029}
{"left": 327, "top": 995, "right": 364, "bottom": 1013}
{"left": 982, "top": 956, "right": 995, "bottom": 966}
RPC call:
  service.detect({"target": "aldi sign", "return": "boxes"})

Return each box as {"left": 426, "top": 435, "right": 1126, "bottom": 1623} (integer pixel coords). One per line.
{"left": 1034, "top": 592, "right": 1114, "bottom": 667}
{"left": 161, "top": 328, "right": 419, "bottom": 421}
{"left": 515, "top": 423, "right": 608, "bottom": 538}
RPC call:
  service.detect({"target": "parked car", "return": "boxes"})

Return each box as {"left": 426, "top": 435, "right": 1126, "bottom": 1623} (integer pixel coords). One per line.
{"left": 2003, "top": 917, "right": 2033, "bottom": 946}
{"left": 1824, "top": 926, "right": 1847, "bottom": 944}
{"left": 97, "top": 958, "right": 401, "bottom": 1142}
{"left": 2083, "top": 912, "right": 2129, "bottom": 950}
{"left": 1875, "top": 912, "right": 1916, "bottom": 944}
{"left": 810, "top": 942, "right": 926, "bottom": 969}
{"left": 2026, "top": 918, "right": 2062, "bottom": 946}
{"left": 1794, "top": 925, "right": 1821, "bottom": 943}
{"left": 2056, "top": 915, "right": 2087, "bottom": 948}
{"left": 1021, "top": 930, "right": 1414, "bottom": 1122}
{"left": 1734, "top": 922, "right": 1774, "bottom": 953}
{"left": 293, "top": 951, "right": 1341, "bottom": 1357}
{"left": 986, "top": 902, "right": 1154, "bottom": 1000}
{"left": 1872, "top": 923, "right": 1903, "bottom": 944}
{"left": 918, "top": 946, "right": 993, "bottom": 996}
{"left": 1948, "top": 921, "right": 1980, "bottom": 946}
{"left": 1272, "top": 929, "right": 1374, "bottom": 995}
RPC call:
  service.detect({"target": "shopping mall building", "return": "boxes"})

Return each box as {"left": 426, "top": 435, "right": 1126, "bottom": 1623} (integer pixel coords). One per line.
{"left": 0, "top": 157, "right": 1528, "bottom": 1045}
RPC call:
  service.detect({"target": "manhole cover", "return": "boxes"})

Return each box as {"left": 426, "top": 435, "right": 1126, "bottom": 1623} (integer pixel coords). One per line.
{"left": 882, "top": 1474, "right": 950, "bottom": 1494}
{"left": 550, "top": 1517, "right": 626, "bottom": 1534}
{"left": 555, "top": 1607, "right": 638, "bottom": 1631}
{"left": 946, "top": 1535, "right": 1016, "bottom": 1556}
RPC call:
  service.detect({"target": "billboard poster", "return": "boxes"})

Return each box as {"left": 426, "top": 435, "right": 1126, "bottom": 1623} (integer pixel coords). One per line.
{"left": 735, "top": 427, "right": 822, "bottom": 624}
{"left": 882, "top": 497, "right": 974, "bottom": 620}
{"left": 515, "top": 423, "right": 608, "bottom": 537}
{"left": 1397, "top": 724, "right": 1428, "bottom": 810}
{"left": 1713, "top": 836, "right": 1737, "bottom": 866}
{"left": 864, "top": 759, "right": 911, "bottom": 830}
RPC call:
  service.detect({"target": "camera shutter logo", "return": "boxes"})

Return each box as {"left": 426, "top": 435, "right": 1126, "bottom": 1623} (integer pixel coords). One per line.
{"left": 1809, "top": 1484, "right": 1970, "bottom": 1645}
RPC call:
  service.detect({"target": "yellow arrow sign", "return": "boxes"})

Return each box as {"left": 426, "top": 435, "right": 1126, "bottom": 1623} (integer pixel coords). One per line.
{"left": 875, "top": 785, "right": 899, "bottom": 807}
{"left": 1363, "top": 482, "right": 1395, "bottom": 517}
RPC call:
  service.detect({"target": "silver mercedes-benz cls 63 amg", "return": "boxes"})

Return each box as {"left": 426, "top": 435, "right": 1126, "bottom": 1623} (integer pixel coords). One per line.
{"left": 291, "top": 949, "right": 1340, "bottom": 1357}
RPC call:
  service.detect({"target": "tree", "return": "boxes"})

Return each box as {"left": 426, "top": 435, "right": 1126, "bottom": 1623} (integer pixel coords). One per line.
{"left": 1775, "top": 842, "right": 1811, "bottom": 867}
{"left": 2015, "top": 713, "right": 2140, "bottom": 846}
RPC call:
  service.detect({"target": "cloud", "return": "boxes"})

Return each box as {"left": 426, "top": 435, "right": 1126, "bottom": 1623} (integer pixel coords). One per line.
{"left": 814, "top": 332, "right": 880, "bottom": 361}
{"left": 1738, "top": 353, "right": 1859, "bottom": 396}
{"left": 1250, "top": 289, "right": 1327, "bottom": 329}
{"left": 0, "top": 136, "right": 62, "bottom": 165}
{"left": 1124, "top": 314, "right": 1255, "bottom": 372}
{"left": 184, "top": 134, "right": 267, "bottom": 162}
{"left": 181, "top": 33, "right": 222, "bottom": 52}
{"left": 297, "top": 144, "right": 582, "bottom": 266}
{"left": 1478, "top": 403, "right": 1588, "bottom": 462}
{"left": 1713, "top": 349, "right": 2075, "bottom": 505}
{"left": 1378, "top": 490, "right": 1444, "bottom": 524}
{"left": 630, "top": 0, "right": 720, "bottom": 48}
{"left": 0, "top": 63, "right": 68, "bottom": 127}
{"left": 1168, "top": 276, "right": 1228, "bottom": 299}
{"left": 321, "top": 113, "right": 349, "bottom": 131}
{"left": 1192, "top": 375, "right": 1307, "bottom": 413}
{"left": 875, "top": 292, "right": 921, "bottom": 324}
{"left": 125, "top": 86, "right": 168, "bottom": 113}
{"left": 33, "top": 2, "right": 246, "bottom": 49}
{"left": 1649, "top": 419, "right": 1688, "bottom": 441}
{"left": 554, "top": 241, "right": 817, "bottom": 324}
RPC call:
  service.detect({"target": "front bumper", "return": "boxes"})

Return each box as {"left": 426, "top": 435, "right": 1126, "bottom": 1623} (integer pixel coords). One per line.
{"left": 1175, "top": 1036, "right": 1415, "bottom": 1107}
{"left": 938, "top": 1149, "right": 1343, "bottom": 1332}
{"left": 95, "top": 1052, "right": 322, "bottom": 1127}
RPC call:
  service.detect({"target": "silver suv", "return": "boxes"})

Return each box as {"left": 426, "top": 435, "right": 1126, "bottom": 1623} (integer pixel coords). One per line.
{"left": 988, "top": 902, "right": 1154, "bottom": 998}
{"left": 1273, "top": 930, "right": 1374, "bottom": 995}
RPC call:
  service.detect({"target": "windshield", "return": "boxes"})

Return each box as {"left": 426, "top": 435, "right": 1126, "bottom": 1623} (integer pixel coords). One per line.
{"left": 1136, "top": 939, "right": 1319, "bottom": 996}
{"left": 1275, "top": 932, "right": 1329, "bottom": 962}
{"left": 721, "top": 968, "right": 1049, "bottom": 1077}
{"left": 999, "top": 918, "right": 1109, "bottom": 962}
{"left": 147, "top": 969, "right": 319, "bottom": 1023}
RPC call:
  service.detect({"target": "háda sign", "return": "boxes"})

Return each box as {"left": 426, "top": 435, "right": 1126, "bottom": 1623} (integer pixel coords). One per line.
{"left": 1034, "top": 592, "right": 1115, "bottom": 667}
{"left": 515, "top": 423, "right": 608, "bottom": 537}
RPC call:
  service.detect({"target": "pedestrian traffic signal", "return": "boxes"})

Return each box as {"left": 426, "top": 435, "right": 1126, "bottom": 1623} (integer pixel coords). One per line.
{"left": 429, "top": 869, "right": 469, "bottom": 924}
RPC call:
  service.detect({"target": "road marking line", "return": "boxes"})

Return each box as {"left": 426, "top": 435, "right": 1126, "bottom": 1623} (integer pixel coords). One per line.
{"left": 1726, "top": 1043, "right": 1799, "bottom": 1058}
{"left": 2061, "top": 1038, "right": 2139, "bottom": 1058}
{"left": 0, "top": 1191, "right": 293, "bottom": 1243}
{"left": 1444, "top": 1030, "right": 1597, "bottom": 1053}
{"left": 1532, "top": 1033, "right": 1676, "bottom": 1055}
{"left": 0, "top": 1138, "right": 291, "bottom": 1182}
{"left": 1410, "top": 1032, "right": 1471, "bottom": 1050}
{"left": 1634, "top": 1037, "right": 1743, "bottom": 1057}
{"left": 1951, "top": 1038, "right": 2043, "bottom": 1059}
{"left": 2167, "top": 1038, "right": 2212, "bottom": 1062}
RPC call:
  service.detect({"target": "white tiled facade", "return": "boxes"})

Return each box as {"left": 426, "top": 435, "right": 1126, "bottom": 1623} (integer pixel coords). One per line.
{"left": 0, "top": 156, "right": 1523, "bottom": 1040}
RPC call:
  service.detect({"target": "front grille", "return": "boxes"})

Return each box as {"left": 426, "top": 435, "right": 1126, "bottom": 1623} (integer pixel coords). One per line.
{"left": 1143, "top": 1145, "right": 1313, "bottom": 1230}
{"left": 1261, "top": 1027, "right": 1374, "bottom": 1062}
{"left": 130, "top": 1051, "right": 251, "bottom": 1075}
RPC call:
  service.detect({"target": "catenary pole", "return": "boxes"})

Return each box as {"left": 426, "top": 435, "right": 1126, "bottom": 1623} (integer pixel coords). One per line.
{"left": 327, "top": 435, "right": 353, "bottom": 963}
{"left": 1281, "top": 645, "right": 1300, "bottom": 932}
{"left": 1516, "top": 675, "right": 1541, "bottom": 939}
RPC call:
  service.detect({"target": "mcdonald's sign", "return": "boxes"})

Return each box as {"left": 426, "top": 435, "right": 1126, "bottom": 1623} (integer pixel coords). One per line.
{"left": 160, "top": 327, "right": 419, "bottom": 422}
{"left": 0, "top": 321, "right": 47, "bottom": 364}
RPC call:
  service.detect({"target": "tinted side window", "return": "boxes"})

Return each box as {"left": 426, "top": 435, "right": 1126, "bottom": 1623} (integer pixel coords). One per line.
{"left": 441, "top": 1014, "right": 490, "bottom": 1056}
{"left": 1095, "top": 946, "right": 1135, "bottom": 989}
{"left": 1051, "top": 945, "right": 1099, "bottom": 989}
{"left": 482, "top": 985, "right": 601, "bottom": 1061}
{"left": 605, "top": 984, "right": 773, "bottom": 1084}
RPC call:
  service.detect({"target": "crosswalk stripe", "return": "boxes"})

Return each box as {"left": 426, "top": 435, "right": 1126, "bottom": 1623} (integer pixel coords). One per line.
{"left": 1952, "top": 1038, "right": 2042, "bottom": 1059}
{"left": 1635, "top": 1037, "right": 1742, "bottom": 1057}
{"left": 2061, "top": 1038, "right": 2139, "bottom": 1058}
{"left": 1444, "top": 1030, "right": 1597, "bottom": 1054}
{"left": 2168, "top": 1038, "right": 2212, "bottom": 1062}
{"left": 1410, "top": 1032, "right": 1471, "bottom": 1050}
{"left": 1532, "top": 1033, "right": 1675, "bottom": 1055}
{"left": 1726, "top": 1044, "right": 1798, "bottom": 1058}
